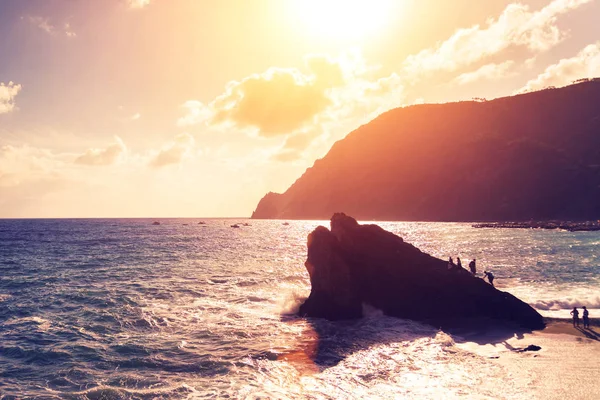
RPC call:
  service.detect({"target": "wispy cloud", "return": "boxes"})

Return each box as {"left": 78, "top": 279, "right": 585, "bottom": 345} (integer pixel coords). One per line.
{"left": 75, "top": 137, "right": 127, "bottom": 166}
{"left": 518, "top": 42, "right": 600, "bottom": 92}
{"left": 150, "top": 133, "right": 195, "bottom": 168}
{"left": 25, "top": 16, "right": 77, "bottom": 38}
{"left": 453, "top": 61, "right": 516, "bottom": 85}
{"left": 403, "top": 0, "right": 592, "bottom": 77}
{"left": 0, "top": 82, "right": 22, "bottom": 114}
{"left": 128, "top": 0, "right": 151, "bottom": 9}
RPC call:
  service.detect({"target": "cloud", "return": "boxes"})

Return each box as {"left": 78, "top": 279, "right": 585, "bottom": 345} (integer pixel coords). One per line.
{"left": 179, "top": 54, "right": 363, "bottom": 137}
{"left": 177, "top": 100, "right": 210, "bottom": 127}
{"left": 269, "top": 128, "right": 325, "bottom": 162}
{"left": 272, "top": 150, "right": 303, "bottom": 163}
{"left": 63, "top": 23, "right": 76, "bottom": 38}
{"left": 75, "top": 137, "right": 127, "bottom": 166}
{"left": 26, "top": 16, "right": 76, "bottom": 38}
{"left": 0, "top": 144, "right": 70, "bottom": 186}
{"left": 150, "top": 133, "right": 195, "bottom": 168}
{"left": 128, "top": 0, "right": 151, "bottom": 9}
{"left": 518, "top": 42, "right": 600, "bottom": 92}
{"left": 305, "top": 54, "right": 346, "bottom": 88}
{"left": 0, "top": 82, "right": 22, "bottom": 114}
{"left": 210, "top": 67, "right": 332, "bottom": 136}
{"left": 130, "top": 113, "right": 141, "bottom": 121}
{"left": 403, "top": 0, "right": 592, "bottom": 77}
{"left": 453, "top": 61, "right": 516, "bottom": 85}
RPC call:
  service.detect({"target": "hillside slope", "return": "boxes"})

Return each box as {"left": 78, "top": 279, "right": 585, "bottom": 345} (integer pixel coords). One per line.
{"left": 252, "top": 80, "right": 600, "bottom": 221}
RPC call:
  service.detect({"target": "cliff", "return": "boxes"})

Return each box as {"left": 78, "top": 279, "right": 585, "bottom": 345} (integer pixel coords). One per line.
{"left": 252, "top": 80, "right": 600, "bottom": 221}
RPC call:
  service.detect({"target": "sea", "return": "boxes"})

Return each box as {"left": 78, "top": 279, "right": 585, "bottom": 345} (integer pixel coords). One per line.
{"left": 0, "top": 218, "right": 598, "bottom": 399}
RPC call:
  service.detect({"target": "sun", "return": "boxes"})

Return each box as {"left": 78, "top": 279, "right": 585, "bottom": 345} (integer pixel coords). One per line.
{"left": 290, "top": 0, "right": 396, "bottom": 42}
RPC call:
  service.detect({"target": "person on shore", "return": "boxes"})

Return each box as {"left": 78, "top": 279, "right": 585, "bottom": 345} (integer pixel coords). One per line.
{"left": 483, "top": 271, "right": 494, "bottom": 286}
{"left": 570, "top": 307, "right": 580, "bottom": 327}
{"left": 456, "top": 257, "right": 463, "bottom": 270}
{"left": 468, "top": 259, "right": 476, "bottom": 275}
{"left": 582, "top": 306, "right": 590, "bottom": 328}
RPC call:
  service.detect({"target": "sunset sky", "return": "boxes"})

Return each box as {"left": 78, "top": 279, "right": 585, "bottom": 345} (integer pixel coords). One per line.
{"left": 1, "top": 0, "right": 599, "bottom": 217}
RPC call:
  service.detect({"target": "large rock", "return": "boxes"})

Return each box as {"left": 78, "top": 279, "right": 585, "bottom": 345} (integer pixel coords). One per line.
{"left": 299, "top": 213, "right": 545, "bottom": 330}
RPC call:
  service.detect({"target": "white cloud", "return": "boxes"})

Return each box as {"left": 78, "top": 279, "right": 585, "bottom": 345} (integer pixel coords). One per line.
{"left": 150, "top": 133, "right": 195, "bottom": 168}
{"left": 0, "top": 82, "right": 22, "bottom": 114}
{"left": 177, "top": 101, "right": 210, "bottom": 127}
{"left": 453, "top": 61, "right": 516, "bottom": 85}
{"left": 26, "top": 16, "right": 76, "bottom": 38}
{"left": 64, "top": 23, "right": 77, "bottom": 38}
{"left": 403, "top": 0, "right": 592, "bottom": 77}
{"left": 0, "top": 144, "right": 70, "bottom": 190}
{"left": 75, "top": 137, "right": 127, "bottom": 166}
{"left": 519, "top": 42, "right": 600, "bottom": 92}
{"left": 128, "top": 0, "right": 151, "bottom": 9}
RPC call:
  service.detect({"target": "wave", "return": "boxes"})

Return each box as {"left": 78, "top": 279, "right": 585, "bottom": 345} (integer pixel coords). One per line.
{"left": 531, "top": 295, "right": 600, "bottom": 310}
{"left": 278, "top": 291, "right": 307, "bottom": 315}
{"left": 54, "top": 383, "right": 198, "bottom": 399}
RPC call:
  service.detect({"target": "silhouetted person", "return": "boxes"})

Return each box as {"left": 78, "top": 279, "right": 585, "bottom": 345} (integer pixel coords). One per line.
{"left": 468, "top": 259, "right": 476, "bottom": 275}
{"left": 582, "top": 306, "right": 590, "bottom": 328}
{"left": 483, "top": 271, "right": 494, "bottom": 286}
{"left": 448, "top": 257, "right": 455, "bottom": 270}
{"left": 456, "top": 257, "right": 463, "bottom": 270}
{"left": 570, "top": 307, "right": 580, "bottom": 327}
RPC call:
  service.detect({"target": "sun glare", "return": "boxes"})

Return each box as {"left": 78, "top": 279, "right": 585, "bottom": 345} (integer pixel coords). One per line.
{"left": 291, "top": 0, "right": 396, "bottom": 42}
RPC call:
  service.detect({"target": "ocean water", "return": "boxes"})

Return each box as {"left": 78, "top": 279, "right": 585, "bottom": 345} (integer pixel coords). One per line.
{"left": 0, "top": 219, "right": 598, "bottom": 399}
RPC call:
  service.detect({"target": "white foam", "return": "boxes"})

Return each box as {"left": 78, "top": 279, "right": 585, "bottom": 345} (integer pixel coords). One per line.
{"left": 277, "top": 291, "right": 308, "bottom": 316}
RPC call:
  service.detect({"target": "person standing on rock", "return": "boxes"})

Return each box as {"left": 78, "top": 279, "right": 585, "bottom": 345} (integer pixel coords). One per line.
{"left": 570, "top": 307, "right": 580, "bottom": 327}
{"left": 483, "top": 271, "right": 494, "bottom": 286}
{"left": 582, "top": 306, "right": 590, "bottom": 328}
{"left": 456, "top": 257, "right": 463, "bottom": 270}
{"left": 468, "top": 259, "right": 477, "bottom": 275}
{"left": 448, "top": 257, "right": 455, "bottom": 270}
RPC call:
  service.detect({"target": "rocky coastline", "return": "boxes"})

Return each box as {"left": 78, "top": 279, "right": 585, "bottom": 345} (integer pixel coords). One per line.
{"left": 472, "top": 221, "right": 600, "bottom": 232}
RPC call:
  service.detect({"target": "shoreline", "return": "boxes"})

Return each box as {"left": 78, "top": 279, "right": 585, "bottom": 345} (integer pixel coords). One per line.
{"left": 455, "top": 318, "right": 600, "bottom": 399}
{"left": 542, "top": 318, "right": 600, "bottom": 339}
{"left": 472, "top": 221, "right": 600, "bottom": 231}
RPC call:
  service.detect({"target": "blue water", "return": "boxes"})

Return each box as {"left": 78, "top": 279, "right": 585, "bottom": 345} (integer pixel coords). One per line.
{"left": 0, "top": 219, "right": 598, "bottom": 398}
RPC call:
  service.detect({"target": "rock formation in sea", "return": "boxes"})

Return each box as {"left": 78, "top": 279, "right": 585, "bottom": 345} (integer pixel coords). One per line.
{"left": 252, "top": 79, "right": 600, "bottom": 221}
{"left": 298, "top": 213, "right": 545, "bottom": 330}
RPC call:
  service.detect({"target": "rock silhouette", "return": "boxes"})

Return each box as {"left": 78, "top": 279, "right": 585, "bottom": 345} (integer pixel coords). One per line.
{"left": 252, "top": 80, "right": 600, "bottom": 221}
{"left": 299, "top": 213, "right": 545, "bottom": 330}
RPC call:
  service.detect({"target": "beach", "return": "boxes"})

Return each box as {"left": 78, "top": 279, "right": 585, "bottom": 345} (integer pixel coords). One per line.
{"left": 457, "top": 320, "right": 600, "bottom": 400}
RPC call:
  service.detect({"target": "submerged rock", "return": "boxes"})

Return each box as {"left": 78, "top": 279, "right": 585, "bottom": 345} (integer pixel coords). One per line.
{"left": 299, "top": 213, "right": 545, "bottom": 330}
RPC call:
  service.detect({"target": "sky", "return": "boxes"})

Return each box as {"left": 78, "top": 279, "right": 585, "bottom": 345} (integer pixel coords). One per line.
{"left": 0, "top": 0, "right": 599, "bottom": 217}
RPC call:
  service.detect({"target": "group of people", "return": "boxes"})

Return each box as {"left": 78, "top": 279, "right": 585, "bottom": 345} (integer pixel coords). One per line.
{"left": 570, "top": 306, "right": 591, "bottom": 328}
{"left": 447, "top": 257, "right": 495, "bottom": 286}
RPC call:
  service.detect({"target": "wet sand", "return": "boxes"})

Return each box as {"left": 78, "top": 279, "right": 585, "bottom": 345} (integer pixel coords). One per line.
{"left": 543, "top": 319, "right": 600, "bottom": 340}
{"left": 457, "top": 319, "right": 600, "bottom": 400}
